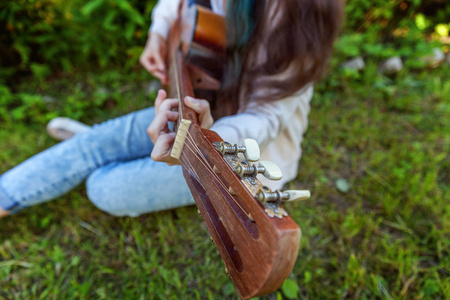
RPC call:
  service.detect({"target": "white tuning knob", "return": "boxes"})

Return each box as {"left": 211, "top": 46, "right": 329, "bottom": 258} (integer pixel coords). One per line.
{"left": 217, "top": 139, "right": 260, "bottom": 161}
{"left": 258, "top": 161, "right": 282, "bottom": 180}
{"left": 243, "top": 138, "right": 260, "bottom": 162}
{"left": 284, "top": 190, "right": 310, "bottom": 202}
{"left": 256, "top": 187, "right": 310, "bottom": 204}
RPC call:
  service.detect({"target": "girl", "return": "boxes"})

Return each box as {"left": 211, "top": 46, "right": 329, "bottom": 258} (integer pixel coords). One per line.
{"left": 0, "top": 0, "right": 343, "bottom": 218}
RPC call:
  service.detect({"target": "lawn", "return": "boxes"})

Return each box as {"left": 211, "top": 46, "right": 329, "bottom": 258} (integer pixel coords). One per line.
{"left": 0, "top": 64, "right": 449, "bottom": 299}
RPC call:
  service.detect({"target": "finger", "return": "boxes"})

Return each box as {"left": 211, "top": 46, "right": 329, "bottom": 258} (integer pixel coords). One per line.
{"left": 152, "top": 69, "right": 167, "bottom": 83}
{"left": 158, "top": 98, "right": 179, "bottom": 114}
{"left": 151, "top": 132, "right": 180, "bottom": 165}
{"left": 152, "top": 51, "right": 166, "bottom": 75}
{"left": 184, "top": 96, "right": 214, "bottom": 129}
{"left": 151, "top": 132, "right": 175, "bottom": 161}
{"left": 139, "top": 52, "right": 152, "bottom": 72}
{"left": 148, "top": 65, "right": 167, "bottom": 84}
{"left": 148, "top": 109, "right": 179, "bottom": 140}
{"left": 152, "top": 62, "right": 169, "bottom": 85}
{"left": 140, "top": 53, "right": 167, "bottom": 82}
{"left": 147, "top": 110, "right": 179, "bottom": 143}
{"left": 147, "top": 63, "right": 166, "bottom": 82}
{"left": 154, "top": 89, "right": 167, "bottom": 114}
{"left": 140, "top": 51, "right": 156, "bottom": 74}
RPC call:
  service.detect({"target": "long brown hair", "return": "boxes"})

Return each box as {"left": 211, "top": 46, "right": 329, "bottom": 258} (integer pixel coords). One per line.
{"left": 215, "top": 0, "right": 344, "bottom": 118}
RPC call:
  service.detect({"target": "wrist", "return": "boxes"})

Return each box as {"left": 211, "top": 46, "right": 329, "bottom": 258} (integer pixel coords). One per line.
{"left": 148, "top": 17, "right": 172, "bottom": 39}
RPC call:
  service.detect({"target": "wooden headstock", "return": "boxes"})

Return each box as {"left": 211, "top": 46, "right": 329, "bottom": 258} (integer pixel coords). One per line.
{"left": 179, "top": 126, "right": 301, "bottom": 299}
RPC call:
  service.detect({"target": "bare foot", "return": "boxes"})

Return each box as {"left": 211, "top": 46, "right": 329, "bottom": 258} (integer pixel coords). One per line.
{"left": 0, "top": 207, "right": 9, "bottom": 218}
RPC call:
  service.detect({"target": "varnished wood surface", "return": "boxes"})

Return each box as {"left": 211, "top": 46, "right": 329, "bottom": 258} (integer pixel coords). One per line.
{"left": 181, "top": 127, "right": 301, "bottom": 299}
{"left": 194, "top": 5, "right": 226, "bottom": 53}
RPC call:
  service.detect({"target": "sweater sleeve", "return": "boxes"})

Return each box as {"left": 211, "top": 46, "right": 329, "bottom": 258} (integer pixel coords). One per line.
{"left": 210, "top": 85, "right": 313, "bottom": 149}
{"left": 149, "top": 0, "right": 182, "bottom": 38}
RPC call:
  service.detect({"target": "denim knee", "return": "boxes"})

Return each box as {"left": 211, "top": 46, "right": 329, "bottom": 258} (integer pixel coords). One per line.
{"left": 85, "top": 159, "right": 194, "bottom": 217}
{"left": 85, "top": 169, "right": 141, "bottom": 217}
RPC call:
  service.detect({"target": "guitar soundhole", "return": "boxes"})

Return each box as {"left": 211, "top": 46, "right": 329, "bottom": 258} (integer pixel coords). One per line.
{"left": 189, "top": 173, "right": 244, "bottom": 273}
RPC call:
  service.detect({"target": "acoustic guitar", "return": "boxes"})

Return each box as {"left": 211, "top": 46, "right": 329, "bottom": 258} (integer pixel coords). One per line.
{"left": 165, "top": 4, "right": 310, "bottom": 299}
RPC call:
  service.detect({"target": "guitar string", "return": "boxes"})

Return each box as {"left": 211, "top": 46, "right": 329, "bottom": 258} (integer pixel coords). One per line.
{"left": 184, "top": 133, "right": 237, "bottom": 194}
{"left": 183, "top": 135, "right": 253, "bottom": 219}
{"left": 171, "top": 49, "right": 253, "bottom": 220}
{"left": 171, "top": 51, "right": 183, "bottom": 124}
{"left": 183, "top": 139, "right": 231, "bottom": 193}
{"left": 180, "top": 146, "right": 201, "bottom": 184}
{"left": 171, "top": 51, "right": 208, "bottom": 200}
{"left": 180, "top": 137, "right": 249, "bottom": 218}
{"left": 182, "top": 140, "right": 253, "bottom": 220}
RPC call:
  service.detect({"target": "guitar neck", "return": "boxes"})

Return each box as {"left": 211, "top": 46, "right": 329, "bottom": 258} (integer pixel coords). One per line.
{"left": 168, "top": 50, "right": 199, "bottom": 126}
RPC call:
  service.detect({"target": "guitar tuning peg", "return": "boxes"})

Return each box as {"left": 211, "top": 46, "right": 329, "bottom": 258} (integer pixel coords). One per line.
{"left": 283, "top": 190, "right": 311, "bottom": 202}
{"left": 236, "top": 160, "right": 283, "bottom": 180}
{"left": 216, "top": 139, "right": 260, "bottom": 162}
{"left": 257, "top": 187, "right": 310, "bottom": 204}
{"left": 242, "top": 139, "right": 260, "bottom": 162}
{"left": 257, "top": 186, "right": 310, "bottom": 218}
{"left": 258, "top": 161, "right": 282, "bottom": 180}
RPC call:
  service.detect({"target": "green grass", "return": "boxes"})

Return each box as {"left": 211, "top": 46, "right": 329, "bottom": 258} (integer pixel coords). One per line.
{"left": 0, "top": 65, "right": 449, "bottom": 299}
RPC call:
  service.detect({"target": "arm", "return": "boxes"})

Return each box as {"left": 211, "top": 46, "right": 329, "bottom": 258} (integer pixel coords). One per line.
{"left": 140, "top": 0, "right": 184, "bottom": 84}
{"left": 148, "top": 91, "right": 214, "bottom": 165}
{"left": 149, "top": 86, "right": 312, "bottom": 165}
{"left": 149, "top": 0, "right": 182, "bottom": 38}
{"left": 211, "top": 85, "right": 314, "bottom": 150}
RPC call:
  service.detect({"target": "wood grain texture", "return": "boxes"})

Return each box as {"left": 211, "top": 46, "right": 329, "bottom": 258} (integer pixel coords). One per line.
{"left": 180, "top": 127, "right": 301, "bottom": 299}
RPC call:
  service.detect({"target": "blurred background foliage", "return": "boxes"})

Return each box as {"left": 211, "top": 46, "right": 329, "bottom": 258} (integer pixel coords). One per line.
{"left": 0, "top": 0, "right": 449, "bottom": 83}
{"left": 0, "top": 0, "right": 156, "bottom": 81}
{"left": 0, "top": 0, "right": 448, "bottom": 124}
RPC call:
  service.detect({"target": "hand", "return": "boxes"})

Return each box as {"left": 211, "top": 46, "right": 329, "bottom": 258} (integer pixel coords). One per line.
{"left": 147, "top": 90, "right": 179, "bottom": 165}
{"left": 148, "top": 90, "right": 214, "bottom": 165}
{"left": 140, "top": 32, "right": 168, "bottom": 84}
{"left": 184, "top": 96, "right": 214, "bottom": 130}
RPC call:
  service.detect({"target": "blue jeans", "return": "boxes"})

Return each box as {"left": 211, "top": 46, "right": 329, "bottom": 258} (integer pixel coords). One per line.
{"left": 0, "top": 107, "right": 194, "bottom": 216}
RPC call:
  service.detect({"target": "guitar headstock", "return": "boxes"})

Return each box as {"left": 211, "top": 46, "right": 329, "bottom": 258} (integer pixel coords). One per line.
{"left": 174, "top": 122, "right": 307, "bottom": 299}
{"left": 213, "top": 139, "right": 310, "bottom": 218}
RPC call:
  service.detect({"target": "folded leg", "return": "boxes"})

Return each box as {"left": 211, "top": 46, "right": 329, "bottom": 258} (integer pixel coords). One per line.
{"left": 0, "top": 107, "right": 155, "bottom": 213}
{"left": 86, "top": 158, "right": 194, "bottom": 217}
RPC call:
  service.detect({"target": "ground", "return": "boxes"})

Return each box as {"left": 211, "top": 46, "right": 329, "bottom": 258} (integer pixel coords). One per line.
{"left": 0, "top": 64, "right": 449, "bottom": 299}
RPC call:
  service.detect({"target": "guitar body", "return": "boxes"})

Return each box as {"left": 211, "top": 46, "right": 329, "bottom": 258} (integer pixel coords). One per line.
{"left": 181, "top": 5, "right": 225, "bottom": 90}
{"left": 166, "top": 4, "right": 302, "bottom": 299}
